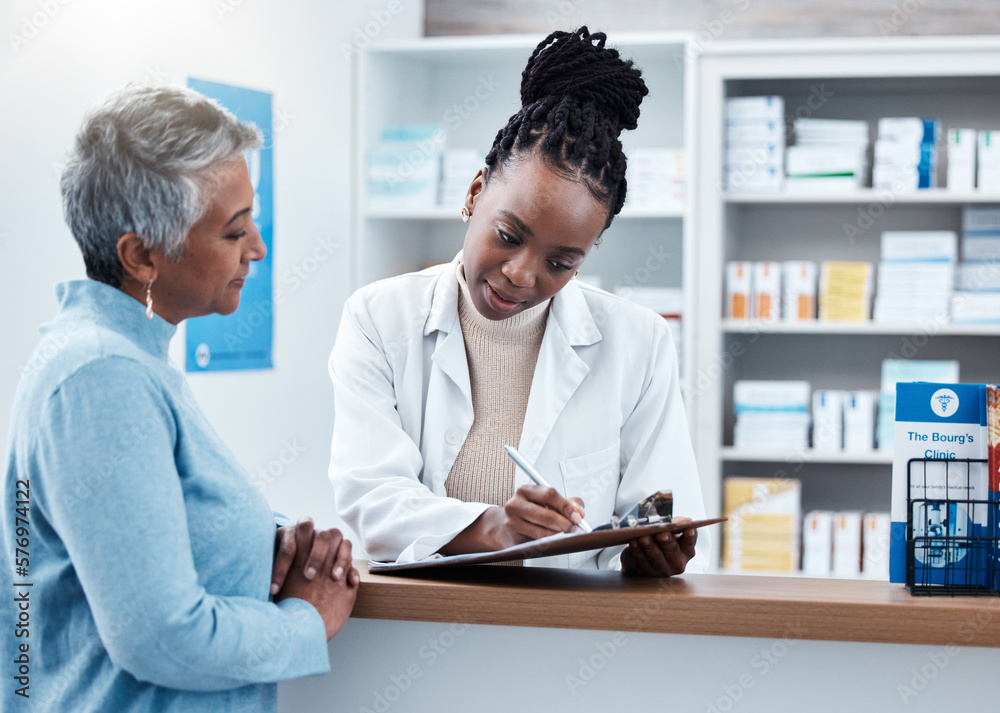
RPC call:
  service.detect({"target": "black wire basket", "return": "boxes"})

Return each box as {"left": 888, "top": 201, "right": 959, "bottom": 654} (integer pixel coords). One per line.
{"left": 906, "top": 458, "right": 1000, "bottom": 596}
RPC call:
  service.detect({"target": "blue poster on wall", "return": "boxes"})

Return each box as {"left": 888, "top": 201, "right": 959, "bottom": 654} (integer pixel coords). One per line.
{"left": 184, "top": 77, "right": 273, "bottom": 372}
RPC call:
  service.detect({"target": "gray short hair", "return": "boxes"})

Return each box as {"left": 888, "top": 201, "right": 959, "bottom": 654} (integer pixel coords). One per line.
{"left": 60, "top": 84, "right": 263, "bottom": 287}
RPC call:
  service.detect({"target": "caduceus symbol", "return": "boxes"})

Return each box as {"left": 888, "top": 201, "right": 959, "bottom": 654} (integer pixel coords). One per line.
{"left": 936, "top": 393, "right": 953, "bottom": 414}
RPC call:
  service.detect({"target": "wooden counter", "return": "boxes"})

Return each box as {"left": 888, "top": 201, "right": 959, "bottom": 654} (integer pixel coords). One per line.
{"left": 352, "top": 561, "right": 1000, "bottom": 648}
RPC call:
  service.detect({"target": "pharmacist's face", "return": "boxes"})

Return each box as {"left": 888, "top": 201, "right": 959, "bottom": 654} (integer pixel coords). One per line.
{"left": 461, "top": 155, "right": 606, "bottom": 321}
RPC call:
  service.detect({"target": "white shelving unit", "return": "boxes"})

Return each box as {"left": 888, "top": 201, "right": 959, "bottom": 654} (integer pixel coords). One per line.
{"left": 353, "top": 33, "right": 699, "bottom": 403}
{"left": 720, "top": 447, "right": 893, "bottom": 465}
{"left": 723, "top": 189, "right": 1000, "bottom": 205}
{"left": 721, "top": 319, "right": 1000, "bottom": 336}
{"left": 694, "top": 36, "right": 1000, "bottom": 573}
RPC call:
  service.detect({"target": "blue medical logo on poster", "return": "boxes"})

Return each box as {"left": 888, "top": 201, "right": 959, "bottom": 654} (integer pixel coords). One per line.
{"left": 185, "top": 78, "right": 273, "bottom": 372}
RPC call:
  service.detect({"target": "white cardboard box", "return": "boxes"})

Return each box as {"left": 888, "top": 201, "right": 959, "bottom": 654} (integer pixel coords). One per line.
{"left": 751, "top": 261, "right": 781, "bottom": 322}
{"left": 726, "top": 95, "right": 785, "bottom": 121}
{"left": 782, "top": 261, "right": 817, "bottom": 322}
{"left": 880, "top": 230, "right": 957, "bottom": 263}
{"left": 832, "top": 511, "right": 864, "bottom": 577}
{"left": 725, "top": 261, "right": 752, "bottom": 320}
{"left": 802, "top": 511, "right": 834, "bottom": 575}
{"left": 947, "top": 128, "right": 977, "bottom": 191}
{"left": 862, "top": 512, "right": 891, "bottom": 579}
{"left": 812, "top": 390, "right": 844, "bottom": 452}
{"left": 844, "top": 390, "right": 877, "bottom": 452}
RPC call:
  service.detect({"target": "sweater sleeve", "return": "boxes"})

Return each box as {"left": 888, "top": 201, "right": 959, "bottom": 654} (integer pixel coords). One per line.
{"left": 34, "top": 358, "right": 330, "bottom": 690}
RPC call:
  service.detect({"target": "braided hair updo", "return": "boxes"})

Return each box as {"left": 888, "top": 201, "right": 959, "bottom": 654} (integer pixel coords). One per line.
{"left": 484, "top": 27, "right": 648, "bottom": 230}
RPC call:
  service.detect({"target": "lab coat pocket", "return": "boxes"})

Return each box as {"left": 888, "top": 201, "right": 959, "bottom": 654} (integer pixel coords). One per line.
{"left": 559, "top": 442, "right": 621, "bottom": 568}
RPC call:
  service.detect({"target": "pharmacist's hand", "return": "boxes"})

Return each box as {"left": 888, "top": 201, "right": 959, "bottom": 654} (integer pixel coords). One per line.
{"left": 621, "top": 516, "right": 697, "bottom": 577}
{"left": 272, "top": 518, "right": 360, "bottom": 597}
{"left": 503, "top": 485, "right": 586, "bottom": 542}
{"left": 274, "top": 519, "right": 359, "bottom": 640}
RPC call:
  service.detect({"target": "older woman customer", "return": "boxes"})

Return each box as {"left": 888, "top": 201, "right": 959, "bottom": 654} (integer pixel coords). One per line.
{"left": 1, "top": 85, "right": 358, "bottom": 712}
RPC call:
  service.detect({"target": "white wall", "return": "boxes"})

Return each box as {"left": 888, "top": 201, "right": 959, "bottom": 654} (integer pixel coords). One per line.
{"left": 0, "top": 0, "right": 424, "bottom": 547}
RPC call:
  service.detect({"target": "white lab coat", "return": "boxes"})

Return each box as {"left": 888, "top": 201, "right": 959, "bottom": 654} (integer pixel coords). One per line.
{"left": 328, "top": 253, "right": 707, "bottom": 570}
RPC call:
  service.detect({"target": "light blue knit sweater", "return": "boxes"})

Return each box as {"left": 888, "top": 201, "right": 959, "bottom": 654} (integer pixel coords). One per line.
{"left": 1, "top": 280, "right": 329, "bottom": 712}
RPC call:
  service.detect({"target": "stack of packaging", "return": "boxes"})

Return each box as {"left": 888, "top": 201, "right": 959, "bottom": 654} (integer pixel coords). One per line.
{"left": 438, "top": 149, "right": 485, "bottom": 208}
{"left": 367, "top": 124, "right": 444, "bottom": 211}
{"left": 725, "top": 260, "right": 817, "bottom": 322}
{"left": 723, "top": 477, "right": 801, "bottom": 572}
{"left": 947, "top": 128, "right": 977, "bottom": 191}
{"left": 876, "top": 358, "right": 960, "bottom": 451}
{"left": 819, "top": 261, "right": 873, "bottom": 322}
{"left": 811, "top": 389, "right": 878, "bottom": 452}
{"left": 724, "top": 96, "right": 785, "bottom": 194}
{"left": 873, "top": 117, "right": 940, "bottom": 191}
{"left": 873, "top": 230, "right": 957, "bottom": 324}
{"left": 802, "top": 510, "right": 891, "bottom": 578}
{"left": 733, "top": 380, "right": 811, "bottom": 451}
{"left": 952, "top": 207, "right": 1000, "bottom": 324}
{"left": 624, "top": 148, "right": 685, "bottom": 212}
{"left": 785, "top": 118, "right": 869, "bottom": 192}
{"left": 979, "top": 130, "right": 1000, "bottom": 191}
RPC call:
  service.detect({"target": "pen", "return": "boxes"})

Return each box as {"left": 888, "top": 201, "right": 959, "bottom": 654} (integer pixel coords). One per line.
{"left": 503, "top": 445, "right": 593, "bottom": 533}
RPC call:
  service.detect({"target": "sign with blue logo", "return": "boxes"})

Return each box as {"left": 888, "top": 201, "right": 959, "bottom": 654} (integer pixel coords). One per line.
{"left": 185, "top": 78, "right": 273, "bottom": 372}
{"left": 890, "top": 382, "right": 989, "bottom": 585}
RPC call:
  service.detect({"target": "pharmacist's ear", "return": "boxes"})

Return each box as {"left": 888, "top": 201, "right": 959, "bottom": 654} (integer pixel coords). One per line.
{"left": 464, "top": 169, "right": 487, "bottom": 216}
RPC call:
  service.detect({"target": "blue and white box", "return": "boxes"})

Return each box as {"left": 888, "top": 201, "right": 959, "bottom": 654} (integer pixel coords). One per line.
{"left": 725, "top": 95, "right": 785, "bottom": 194}
{"left": 962, "top": 206, "right": 1000, "bottom": 262}
{"left": 874, "top": 117, "right": 940, "bottom": 191}
{"left": 890, "top": 382, "right": 989, "bottom": 585}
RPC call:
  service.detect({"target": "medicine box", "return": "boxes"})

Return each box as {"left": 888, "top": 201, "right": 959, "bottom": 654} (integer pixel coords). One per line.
{"left": 962, "top": 206, "right": 1000, "bottom": 262}
{"left": 862, "top": 512, "right": 891, "bottom": 579}
{"left": 978, "top": 130, "right": 1000, "bottom": 192}
{"left": 880, "top": 230, "right": 957, "bottom": 263}
{"left": 812, "top": 390, "right": 844, "bottom": 452}
{"left": 947, "top": 128, "right": 976, "bottom": 191}
{"left": 782, "top": 261, "right": 817, "bottom": 322}
{"left": 751, "top": 261, "right": 780, "bottom": 322}
{"left": 832, "top": 511, "right": 863, "bottom": 577}
{"left": 725, "top": 261, "right": 751, "bottom": 320}
{"left": 844, "top": 390, "right": 877, "bottom": 452}
{"left": 723, "top": 477, "right": 801, "bottom": 572}
{"left": 802, "top": 510, "right": 833, "bottom": 575}
{"left": 725, "top": 95, "right": 785, "bottom": 122}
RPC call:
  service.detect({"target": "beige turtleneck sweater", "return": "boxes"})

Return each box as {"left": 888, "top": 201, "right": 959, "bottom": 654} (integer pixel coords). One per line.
{"left": 444, "top": 263, "right": 550, "bottom": 511}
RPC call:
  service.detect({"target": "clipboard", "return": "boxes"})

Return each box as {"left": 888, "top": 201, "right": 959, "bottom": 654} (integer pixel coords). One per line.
{"left": 368, "top": 516, "right": 726, "bottom": 573}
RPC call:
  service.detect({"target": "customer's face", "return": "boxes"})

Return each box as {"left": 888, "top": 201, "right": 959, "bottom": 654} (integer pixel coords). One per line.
{"left": 461, "top": 154, "right": 606, "bottom": 321}
{"left": 152, "top": 160, "right": 265, "bottom": 323}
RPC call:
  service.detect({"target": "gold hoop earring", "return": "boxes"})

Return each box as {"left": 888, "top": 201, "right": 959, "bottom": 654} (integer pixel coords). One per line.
{"left": 460, "top": 206, "right": 470, "bottom": 223}
{"left": 145, "top": 282, "right": 154, "bottom": 320}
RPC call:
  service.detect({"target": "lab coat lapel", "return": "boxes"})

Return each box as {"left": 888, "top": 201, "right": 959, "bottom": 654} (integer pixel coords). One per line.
{"left": 518, "top": 280, "right": 601, "bottom": 462}
{"left": 426, "top": 254, "right": 473, "bottom": 409}
{"left": 423, "top": 256, "right": 473, "bottom": 493}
